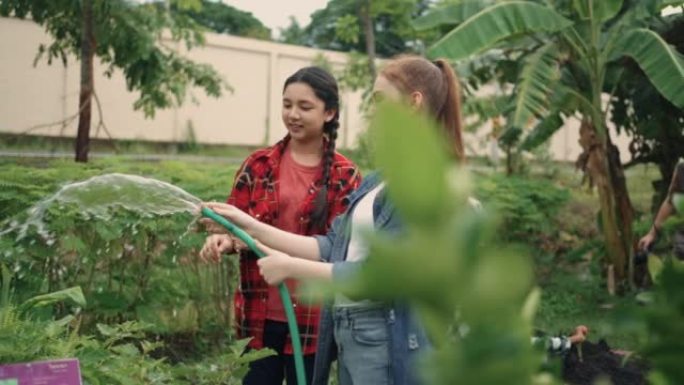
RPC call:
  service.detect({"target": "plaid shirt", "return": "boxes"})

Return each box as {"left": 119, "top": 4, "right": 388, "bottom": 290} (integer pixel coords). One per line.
{"left": 227, "top": 137, "right": 361, "bottom": 355}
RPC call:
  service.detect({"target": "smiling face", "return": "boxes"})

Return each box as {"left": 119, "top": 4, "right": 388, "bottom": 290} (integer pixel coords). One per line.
{"left": 282, "top": 82, "right": 336, "bottom": 143}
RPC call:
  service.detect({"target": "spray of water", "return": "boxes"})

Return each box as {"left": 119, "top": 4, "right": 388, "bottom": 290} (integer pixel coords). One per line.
{"left": 1, "top": 173, "right": 203, "bottom": 242}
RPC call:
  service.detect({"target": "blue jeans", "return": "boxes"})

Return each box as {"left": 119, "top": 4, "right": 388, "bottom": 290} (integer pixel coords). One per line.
{"left": 333, "top": 306, "right": 391, "bottom": 385}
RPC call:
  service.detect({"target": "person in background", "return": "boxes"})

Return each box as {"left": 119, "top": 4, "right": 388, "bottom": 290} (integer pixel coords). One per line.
{"left": 638, "top": 161, "right": 684, "bottom": 259}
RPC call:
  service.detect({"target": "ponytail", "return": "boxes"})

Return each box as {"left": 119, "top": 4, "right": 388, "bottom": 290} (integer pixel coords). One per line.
{"left": 380, "top": 55, "right": 466, "bottom": 162}
{"left": 432, "top": 59, "right": 465, "bottom": 162}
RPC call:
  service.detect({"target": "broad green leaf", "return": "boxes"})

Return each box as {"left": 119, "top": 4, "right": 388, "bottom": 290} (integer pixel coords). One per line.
{"left": 521, "top": 287, "right": 541, "bottom": 322}
{"left": 648, "top": 254, "right": 665, "bottom": 283}
{"left": 673, "top": 193, "right": 684, "bottom": 214}
{"left": 519, "top": 112, "right": 564, "bottom": 151}
{"left": 97, "top": 323, "right": 117, "bottom": 337}
{"left": 609, "top": 28, "right": 684, "bottom": 108}
{"left": 61, "top": 234, "right": 87, "bottom": 253}
{"left": 19, "top": 286, "right": 86, "bottom": 312}
{"left": 372, "top": 102, "right": 452, "bottom": 228}
{"left": 635, "top": 291, "right": 655, "bottom": 304}
{"left": 428, "top": 2, "right": 573, "bottom": 60}
{"left": 573, "top": 0, "right": 624, "bottom": 21}
{"left": 509, "top": 43, "right": 560, "bottom": 131}
{"left": 518, "top": 84, "right": 583, "bottom": 151}
{"left": 412, "top": 1, "right": 491, "bottom": 31}
{"left": 111, "top": 343, "right": 140, "bottom": 357}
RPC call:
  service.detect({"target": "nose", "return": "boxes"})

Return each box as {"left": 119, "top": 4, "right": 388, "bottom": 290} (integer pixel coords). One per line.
{"left": 288, "top": 107, "right": 300, "bottom": 120}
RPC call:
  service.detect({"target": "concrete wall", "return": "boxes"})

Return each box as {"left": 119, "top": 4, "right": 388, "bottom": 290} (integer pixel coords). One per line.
{"left": 0, "top": 17, "right": 631, "bottom": 161}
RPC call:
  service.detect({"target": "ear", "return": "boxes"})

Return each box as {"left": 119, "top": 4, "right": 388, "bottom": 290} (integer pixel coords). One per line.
{"left": 410, "top": 91, "right": 424, "bottom": 110}
{"left": 324, "top": 108, "right": 337, "bottom": 123}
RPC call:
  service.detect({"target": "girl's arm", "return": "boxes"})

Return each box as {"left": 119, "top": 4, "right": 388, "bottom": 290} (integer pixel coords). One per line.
{"left": 255, "top": 242, "right": 366, "bottom": 287}
{"left": 203, "top": 202, "right": 323, "bottom": 261}
{"left": 255, "top": 242, "right": 333, "bottom": 285}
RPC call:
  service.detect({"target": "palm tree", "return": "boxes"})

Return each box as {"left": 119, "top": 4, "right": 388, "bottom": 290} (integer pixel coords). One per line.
{"left": 418, "top": 0, "right": 684, "bottom": 290}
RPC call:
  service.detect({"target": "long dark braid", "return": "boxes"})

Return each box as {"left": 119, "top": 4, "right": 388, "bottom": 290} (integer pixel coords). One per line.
{"left": 283, "top": 67, "right": 340, "bottom": 232}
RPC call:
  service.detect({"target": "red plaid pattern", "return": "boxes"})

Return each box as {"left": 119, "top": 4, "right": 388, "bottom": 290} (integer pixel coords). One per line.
{"left": 228, "top": 137, "right": 361, "bottom": 354}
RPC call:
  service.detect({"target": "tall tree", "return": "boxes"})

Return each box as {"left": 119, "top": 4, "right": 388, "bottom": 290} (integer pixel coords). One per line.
{"left": 175, "top": 0, "right": 270, "bottom": 40}
{"left": 305, "top": 0, "right": 437, "bottom": 57}
{"left": 419, "top": 0, "right": 684, "bottom": 290}
{"left": 279, "top": 16, "right": 309, "bottom": 46}
{"left": 0, "top": 0, "right": 227, "bottom": 162}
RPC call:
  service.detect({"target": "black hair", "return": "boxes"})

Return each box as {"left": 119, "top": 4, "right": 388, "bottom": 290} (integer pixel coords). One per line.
{"left": 283, "top": 66, "right": 340, "bottom": 232}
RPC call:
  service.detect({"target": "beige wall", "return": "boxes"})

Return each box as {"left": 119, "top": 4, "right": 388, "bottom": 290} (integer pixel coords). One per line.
{"left": 0, "top": 16, "right": 365, "bottom": 148}
{"left": 1, "top": 16, "right": 631, "bottom": 161}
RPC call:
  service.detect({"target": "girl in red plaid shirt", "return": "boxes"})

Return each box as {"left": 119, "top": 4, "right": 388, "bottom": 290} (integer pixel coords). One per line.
{"left": 199, "top": 67, "right": 361, "bottom": 385}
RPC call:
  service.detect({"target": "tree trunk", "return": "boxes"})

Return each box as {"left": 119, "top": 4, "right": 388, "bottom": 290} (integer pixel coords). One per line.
{"left": 75, "top": 0, "right": 95, "bottom": 163}
{"left": 606, "top": 135, "right": 635, "bottom": 287}
{"left": 360, "top": 0, "right": 376, "bottom": 79}
{"left": 577, "top": 120, "right": 634, "bottom": 290}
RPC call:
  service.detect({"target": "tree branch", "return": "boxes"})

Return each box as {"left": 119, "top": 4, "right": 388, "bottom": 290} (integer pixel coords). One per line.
{"left": 20, "top": 101, "right": 89, "bottom": 136}
{"left": 92, "top": 89, "right": 119, "bottom": 153}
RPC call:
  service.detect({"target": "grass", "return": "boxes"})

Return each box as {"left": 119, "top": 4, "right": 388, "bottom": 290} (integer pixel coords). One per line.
{"left": 0, "top": 133, "right": 256, "bottom": 159}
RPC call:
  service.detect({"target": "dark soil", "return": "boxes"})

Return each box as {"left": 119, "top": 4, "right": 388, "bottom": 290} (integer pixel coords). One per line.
{"left": 563, "top": 340, "right": 649, "bottom": 385}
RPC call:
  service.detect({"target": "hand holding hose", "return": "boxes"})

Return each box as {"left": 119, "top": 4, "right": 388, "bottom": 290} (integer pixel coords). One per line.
{"left": 255, "top": 241, "right": 294, "bottom": 285}
{"left": 200, "top": 202, "right": 258, "bottom": 235}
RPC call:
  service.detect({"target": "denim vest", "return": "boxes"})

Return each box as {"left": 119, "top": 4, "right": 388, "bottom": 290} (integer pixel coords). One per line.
{"left": 312, "top": 171, "right": 430, "bottom": 385}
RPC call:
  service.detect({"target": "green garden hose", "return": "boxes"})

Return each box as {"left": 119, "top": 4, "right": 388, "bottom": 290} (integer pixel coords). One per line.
{"left": 201, "top": 207, "right": 307, "bottom": 385}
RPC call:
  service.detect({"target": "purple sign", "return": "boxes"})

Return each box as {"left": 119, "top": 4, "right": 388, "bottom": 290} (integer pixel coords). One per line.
{"left": 0, "top": 358, "right": 81, "bottom": 385}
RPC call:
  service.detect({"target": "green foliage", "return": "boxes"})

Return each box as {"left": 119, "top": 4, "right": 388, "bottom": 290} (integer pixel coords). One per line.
{"left": 412, "top": 0, "right": 492, "bottom": 31}
{"left": 420, "top": 0, "right": 684, "bottom": 286}
{"left": 609, "top": 28, "right": 684, "bottom": 109}
{"left": 421, "top": 0, "right": 684, "bottom": 162}
{"left": 0, "top": 159, "right": 272, "bottom": 382}
{"left": 303, "top": 0, "right": 439, "bottom": 57}
{"left": 428, "top": 2, "right": 573, "bottom": 60}
{"left": 616, "top": 261, "right": 684, "bottom": 385}
{"left": 279, "top": 16, "right": 309, "bottom": 46}
{"left": 172, "top": 338, "right": 275, "bottom": 385}
{"left": 0, "top": 283, "right": 266, "bottom": 384}
{"left": 0, "top": 158, "right": 238, "bottom": 337}
{"left": 475, "top": 174, "right": 571, "bottom": 245}
{"left": 641, "top": 263, "right": 684, "bottom": 385}
{"left": 0, "top": 278, "right": 170, "bottom": 383}
{"left": 174, "top": 0, "right": 271, "bottom": 40}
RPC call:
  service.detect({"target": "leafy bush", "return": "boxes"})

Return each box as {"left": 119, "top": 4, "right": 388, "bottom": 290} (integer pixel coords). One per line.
{"left": 0, "top": 270, "right": 269, "bottom": 384}
{"left": 476, "top": 174, "right": 570, "bottom": 247}
{"left": 0, "top": 158, "right": 239, "bottom": 339}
